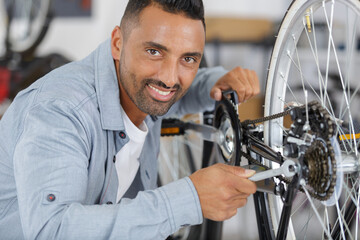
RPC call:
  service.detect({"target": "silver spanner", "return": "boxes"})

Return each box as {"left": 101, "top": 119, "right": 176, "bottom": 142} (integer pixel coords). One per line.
{"left": 248, "top": 160, "right": 298, "bottom": 182}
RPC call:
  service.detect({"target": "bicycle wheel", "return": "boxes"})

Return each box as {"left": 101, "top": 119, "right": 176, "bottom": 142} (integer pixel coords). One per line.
{"left": 5, "top": 0, "right": 52, "bottom": 54}
{"left": 159, "top": 114, "right": 204, "bottom": 240}
{"left": 265, "top": 0, "right": 360, "bottom": 239}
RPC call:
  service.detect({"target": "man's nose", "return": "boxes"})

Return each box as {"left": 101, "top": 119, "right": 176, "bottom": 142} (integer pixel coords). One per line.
{"left": 158, "top": 59, "right": 179, "bottom": 88}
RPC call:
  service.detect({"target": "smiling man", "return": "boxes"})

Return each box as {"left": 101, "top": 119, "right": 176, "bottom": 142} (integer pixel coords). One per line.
{"left": 114, "top": 3, "right": 206, "bottom": 124}
{"left": 0, "top": 0, "right": 259, "bottom": 239}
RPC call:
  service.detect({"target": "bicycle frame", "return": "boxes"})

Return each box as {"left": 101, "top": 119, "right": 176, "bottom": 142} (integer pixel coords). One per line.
{"left": 241, "top": 120, "right": 298, "bottom": 240}
{"left": 161, "top": 92, "right": 358, "bottom": 239}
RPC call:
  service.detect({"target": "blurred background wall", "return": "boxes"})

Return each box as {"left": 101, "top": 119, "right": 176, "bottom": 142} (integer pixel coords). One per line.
{"left": 36, "top": 1, "right": 291, "bottom": 59}
{"left": 0, "top": 0, "right": 294, "bottom": 88}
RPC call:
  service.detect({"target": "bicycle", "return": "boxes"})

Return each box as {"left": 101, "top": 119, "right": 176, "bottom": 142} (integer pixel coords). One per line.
{"left": 160, "top": 0, "right": 360, "bottom": 239}
{"left": 1, "top": 0, "right": 53, "bottom": 55}
{"left": 0, "top": 0, "right": 69, "bottom": 117}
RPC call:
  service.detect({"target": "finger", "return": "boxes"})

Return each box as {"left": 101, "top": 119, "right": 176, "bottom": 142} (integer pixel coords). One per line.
{"left": 233, "top": 178, "right": 257, "bottom": 195}
{"left": 243, "top": 70, "right": 255, "bottom": 101}
{"left": 234, "top": 69, "right": 248, "bottom": 102}
{"left": 217, "top": 208, "right": 238, "bottom": 221}
{"left": 216, "top": 165, "right": 257, "bottom": 194}
{"left": 230, "top": 192, "right": 250, "bottom": 199}
{"left": 244, "top": 69, "right": 260, "bottom": 101}
{"left": 223, "top": 196, "right": 249, "bottom": 212}
{"left": 217, "top": 164, "right": 256, "bottom": 178}
{"left": 252, "top": 70, "right": 261, "bottom": 96}
{"left": 231, "top": 197, "right": 248, "bottom": 209}
{"left": 210, "top": 87, "right": 224, "bottom": 101}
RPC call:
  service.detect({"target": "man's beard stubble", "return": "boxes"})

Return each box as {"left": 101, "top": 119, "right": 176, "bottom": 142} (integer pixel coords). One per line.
{"left": 118, "top": 59, "right": 184, "bottom": 116}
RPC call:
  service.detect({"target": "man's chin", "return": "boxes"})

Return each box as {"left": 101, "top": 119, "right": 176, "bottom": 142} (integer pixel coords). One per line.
{"left": 138, "top": 101, "right": 173, "bottom": 116}
{"left": 143, "top": 106, "right": 171, "bottom": 116}
{"left": 135, "top": 91, "right": 183, "bottom": 116}
{"left": 143, "top": 97, "right": 178, "bottom": 116}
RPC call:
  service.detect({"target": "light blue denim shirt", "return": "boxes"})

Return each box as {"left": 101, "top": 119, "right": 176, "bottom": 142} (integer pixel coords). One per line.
{"left": 0, "top": 39, "right": 226, "bottom": 239}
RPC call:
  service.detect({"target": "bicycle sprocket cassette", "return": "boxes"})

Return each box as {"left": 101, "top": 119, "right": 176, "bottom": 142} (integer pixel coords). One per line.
{"left": 285, "top": 101, "right": 342, "bottom": 203}
{"left": 213, "top": 91, "right": 242, "bottom": 166}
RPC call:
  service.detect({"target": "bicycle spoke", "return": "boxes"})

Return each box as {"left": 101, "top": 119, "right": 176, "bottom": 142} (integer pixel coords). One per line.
{"left": 356, "top": 187, "right": 359, "bottom": 239}
{"left": 301, "top": 17, "right": 340, "bottom": 123}
{"left": 290, "top": 195, "right": 308, "bottom": 217}
{"left": 299, "top": 206, "right": 314, "bottom": 238}
{"left": 323, "top": 0, "right": 359, "bottom": 156}
{"left": 309, "top": 7, "right": 326, "bottom": 105}
{"left": 292, "top": 35, "right": 308, "bottom": 104}
{"left": 280, "top": 73, "right": 300, "bottom": 104}
{"left": 343, "top": 10, "right": 357, "bottom": 118}
{"left": 342, "top": 181, "right": 359, "bottom": 209}
{"left": 322, "top": 0, "right": 333, "bottom": 115}
{"left": 287, "top": 50, "right": 342, "bottom": 133}
{"left": 334, "top": 191, "right": 348, "bottom": 239}
{"left": 324, "top": 208, "right": 331, "bottom": 240}
{"left": 303, "top": 10, "right": 327, "bottom": 106}
{"left": 287, "top": 52, "right": 323, "bottom": 103}
{"left": 301, "top": 180, "right": 332, "bottom": 239}
{"left": 275, "top": 121, "right": 289, "bottom": 138}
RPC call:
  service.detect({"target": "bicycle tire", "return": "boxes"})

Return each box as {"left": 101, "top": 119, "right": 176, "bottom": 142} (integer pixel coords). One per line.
{"left": 264, "top": 0, "right": 360, "bottom": 239}
{"left": 5, "top": 0, "right": 53, "bottom": 55}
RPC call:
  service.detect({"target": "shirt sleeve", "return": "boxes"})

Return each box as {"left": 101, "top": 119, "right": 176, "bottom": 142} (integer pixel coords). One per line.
{"left": 166, "top": 66, "right": 227, "bottom": 117}
{"left": 13, "top": 100, "right": 202, "bottom": 239}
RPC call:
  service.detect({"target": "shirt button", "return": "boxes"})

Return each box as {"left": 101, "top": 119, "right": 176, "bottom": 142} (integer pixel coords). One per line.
{"left": 119, "top": 131, "right": 126, "bottom": 139}
{"left": 47, "top": 194, "right": 56, "bottom": 202}
{"left": 106, "top": 201, "right": 113, "bottom": 205}
{"left": 113, "top": 155, "right": 116, "bottom": 163}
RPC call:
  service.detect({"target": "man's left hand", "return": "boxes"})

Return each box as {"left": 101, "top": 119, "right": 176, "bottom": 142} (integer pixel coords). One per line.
{"left": 210, "top": 67, "right": 260, "bottom": 102}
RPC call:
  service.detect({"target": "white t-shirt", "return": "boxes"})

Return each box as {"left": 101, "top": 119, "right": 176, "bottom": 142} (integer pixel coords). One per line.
{"left": 115, "top": 107, "right": 148, "bottom": 202}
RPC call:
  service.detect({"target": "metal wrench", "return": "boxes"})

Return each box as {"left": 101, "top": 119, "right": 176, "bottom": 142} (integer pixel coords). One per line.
{"left": 248, "top": 160, "right": 298, "bottom": 182}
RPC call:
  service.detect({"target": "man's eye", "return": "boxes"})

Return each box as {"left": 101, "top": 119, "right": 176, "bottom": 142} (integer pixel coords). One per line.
{"left": 147, "top": 49, "right": 160, "bottom": 56}
{"left": 184, "top": 57, "right": 195, "bottom": 63}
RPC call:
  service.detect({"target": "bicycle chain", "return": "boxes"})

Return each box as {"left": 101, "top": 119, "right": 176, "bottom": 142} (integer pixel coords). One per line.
{"left": 239, "top": 101, "right": 337, "bottom": 201}
{"left": 242, "top": 108, "right": 293, "bottom": 126}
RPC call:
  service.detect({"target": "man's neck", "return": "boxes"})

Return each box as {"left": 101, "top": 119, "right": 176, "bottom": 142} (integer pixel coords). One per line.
{"left": 119, "top": 89, "right": 147, "bottom": 128}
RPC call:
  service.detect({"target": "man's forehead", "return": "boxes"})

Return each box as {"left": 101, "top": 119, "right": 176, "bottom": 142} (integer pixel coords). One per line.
{"left": 138, "top": 5, "right": 203, "bottom": 28}
{"left": 131, "top": 5, "right": 205, "bottom": 50}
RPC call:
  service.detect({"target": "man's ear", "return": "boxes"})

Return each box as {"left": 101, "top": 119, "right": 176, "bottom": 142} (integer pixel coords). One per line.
{"left": 111, "top": 26, "right": 123, "bottom": 60}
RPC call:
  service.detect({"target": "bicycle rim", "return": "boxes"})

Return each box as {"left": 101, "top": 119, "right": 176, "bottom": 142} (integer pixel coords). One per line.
{"left": 264, "top": 0, "right": 360, "bottom": 239}
{"left": 7, "top": 0, "right": 52, "bottom": 53}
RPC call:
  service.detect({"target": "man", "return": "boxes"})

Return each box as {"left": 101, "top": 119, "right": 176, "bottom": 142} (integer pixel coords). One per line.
{"left": 0, "top": 0, "right": 259, "bottom": 239}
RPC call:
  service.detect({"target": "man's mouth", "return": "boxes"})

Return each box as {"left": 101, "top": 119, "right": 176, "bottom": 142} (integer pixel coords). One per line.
{"left": 148, "top": 84, "right": 172, "bottom": 96}
{"left": 146, "top": 84, "right": 176, "bottom": 102}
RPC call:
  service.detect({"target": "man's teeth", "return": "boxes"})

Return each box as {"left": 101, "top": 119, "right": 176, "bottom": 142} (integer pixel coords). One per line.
{"left": 148, "top": 85, "right": 171, "bottom": 96}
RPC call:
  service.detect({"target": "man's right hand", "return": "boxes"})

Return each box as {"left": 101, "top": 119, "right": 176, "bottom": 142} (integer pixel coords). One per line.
{"left": 189, "top": 163, "right": 257, "bottom": 221}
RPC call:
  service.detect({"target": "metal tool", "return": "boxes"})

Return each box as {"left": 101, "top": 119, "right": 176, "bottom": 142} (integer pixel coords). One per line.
{"left": 249, "top": 160, "right": 298, "bottom": 182}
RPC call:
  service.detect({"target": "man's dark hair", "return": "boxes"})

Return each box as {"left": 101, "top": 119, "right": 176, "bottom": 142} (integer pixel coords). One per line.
{"left": 120, "top": 0, "right": 205, "bottom": 39}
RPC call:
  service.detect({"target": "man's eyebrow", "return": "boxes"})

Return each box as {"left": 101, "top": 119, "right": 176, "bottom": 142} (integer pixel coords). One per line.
{"left": 183, "top": 52, "right": 202, "bottom": 59}
{"left": 144, "top": 41, "right": 202, "bottom": 58}
{"left": 145, "top": 41, "right": 169, "bottom": 52}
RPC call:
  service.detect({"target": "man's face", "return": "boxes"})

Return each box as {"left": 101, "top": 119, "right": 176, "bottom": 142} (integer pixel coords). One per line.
{"left": 117, "top": 5, "right": 205, "bottom": 116}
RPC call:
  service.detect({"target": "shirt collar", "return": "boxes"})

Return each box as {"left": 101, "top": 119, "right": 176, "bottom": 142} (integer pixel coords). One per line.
{"left": 94, "top": 39, "right": 124, "bottom": 131}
